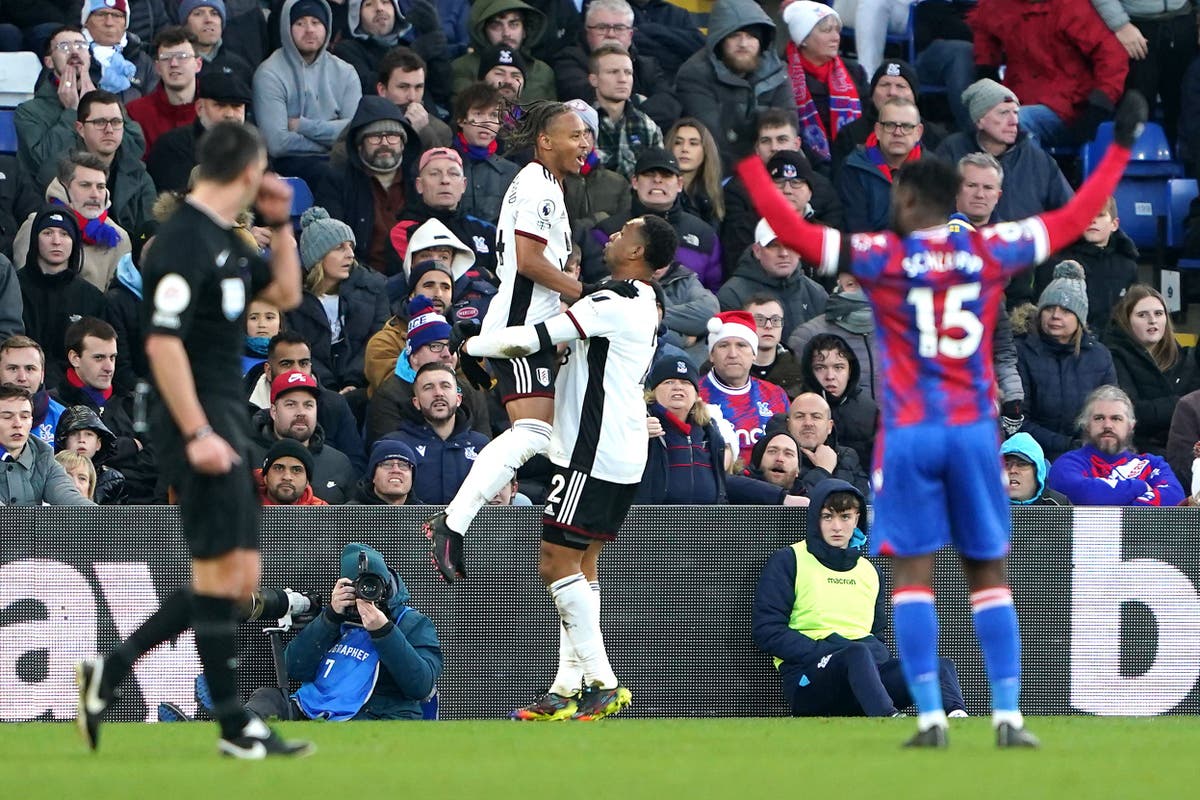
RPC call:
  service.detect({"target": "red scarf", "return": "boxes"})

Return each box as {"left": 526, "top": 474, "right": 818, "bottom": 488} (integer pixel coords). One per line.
{"left": 54, "top": 201, "right": 119, "bottom": 247}
{"left": 863, "top": 131, "right": 922, "bottom": 181}
{"left": 787, "top": 42, "right": 861, "bottom": 163}
{"left": 66, "top": 366, "right": 113, "bottom": 403}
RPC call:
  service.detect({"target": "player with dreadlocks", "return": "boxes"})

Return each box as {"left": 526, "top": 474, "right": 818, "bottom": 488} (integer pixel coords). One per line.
{"left": 424, "top": 101, "right": 638, "bottom": 589}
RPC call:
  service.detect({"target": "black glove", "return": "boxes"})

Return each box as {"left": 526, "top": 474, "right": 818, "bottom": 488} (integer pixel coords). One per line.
{"left": 581, "top": 279, "right": 639, "bottom": 299}
{"left": 426, "top": 515, "right": 466, "bottom": 583}
{"left": 1071, "top": 89, "right": 1116, "bottom": 145}
{"left": 459, "top": 353, "right": 495, "bottom": 390}
{"left": 974, "top": 65, "right": 1001, "bottom": 83}
{"left": 448, "top": 319, "right": 481, "bottom": 355}
{"left": 1113, "top": 90, "right": 1149, "bottom": 149}
{"left": 404, "top": 0, "right": 442, "bottom": 34}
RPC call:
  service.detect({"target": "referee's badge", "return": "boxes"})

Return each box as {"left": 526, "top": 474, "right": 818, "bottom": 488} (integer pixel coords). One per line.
{"left": 220, "top": 277, "right": 245, "bottom": 321}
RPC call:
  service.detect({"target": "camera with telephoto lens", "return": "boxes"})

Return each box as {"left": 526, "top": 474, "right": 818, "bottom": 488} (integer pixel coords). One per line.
{"left": 247, "top": 587, "right": 322, "bottom": 629}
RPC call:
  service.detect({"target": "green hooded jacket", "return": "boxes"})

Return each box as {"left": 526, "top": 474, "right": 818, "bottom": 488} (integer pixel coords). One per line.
{"left": 450, "top": 0, "right": 557, "bottom": 103}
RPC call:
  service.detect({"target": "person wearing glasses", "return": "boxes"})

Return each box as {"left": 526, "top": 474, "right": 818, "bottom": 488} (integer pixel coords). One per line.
{"left": 315, "top": 95, "right": 421, "bottom": 271}
{"left": 717, "top": 218, "right": 828, "bottom": 342}
{"left": 743, "top": 294, "right": 805, "bottom": 400}
{"left": 551, "top": 0, "right": 678, "bottom": 131}
{"left": 836, "top": 96, "right": 925, "bottom": 233}
{"left": 78, "top": 0, "right": 156, "bottom": 101}
{"left": 127, "top": 27, "right": 203, "bottom": 155}
{"left": 16, "top": 27, "right": 145, "bottom": 183}
{"left": 41, "top": 88, "right": 157, "bottom": 235}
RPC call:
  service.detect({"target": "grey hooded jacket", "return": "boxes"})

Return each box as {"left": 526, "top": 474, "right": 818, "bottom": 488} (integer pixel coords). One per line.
{"left": 252, "top": 0, "right": 364, "bottom": 157}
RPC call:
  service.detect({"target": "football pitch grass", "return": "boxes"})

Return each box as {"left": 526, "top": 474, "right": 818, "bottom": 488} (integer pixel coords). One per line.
{"left": 1, "top": 717, "right": 1194, "bottom": 798}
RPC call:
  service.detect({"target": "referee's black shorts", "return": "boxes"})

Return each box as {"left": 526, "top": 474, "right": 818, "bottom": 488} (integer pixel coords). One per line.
{"left": 541, "top": 465, "right": 637, "bottom": 550}
{"left": 172, "top": 459, "right": 261, "bottom": 559}
{"left": 489, "top": 346, "right": 557, "bottom": 404}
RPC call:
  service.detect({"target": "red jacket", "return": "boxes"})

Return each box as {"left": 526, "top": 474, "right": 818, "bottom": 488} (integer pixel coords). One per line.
{"left": 969, "top": 0, "right": 1128, "bottom": 125}
{"left": 253, "top": 468, "right": 329, "bottom": 507}
{"left": 126, "top": 85, "right": 197, "bottom": 158}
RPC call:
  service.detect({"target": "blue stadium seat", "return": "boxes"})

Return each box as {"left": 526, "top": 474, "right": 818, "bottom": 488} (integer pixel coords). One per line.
{"left": 1111, "top": 179, "right": 1167, "bottom": 250}
{"left": 1082, "top": 121, "right": 1183, "bottom": 178}
{"left": 1165, "top": 178, "right": 1198, "bottom": 250}
{"left": 0, "top": 108, "right": 16, "bottom": 155}
{"left": 282, "top": 176, "right": 313, "bottom": 228}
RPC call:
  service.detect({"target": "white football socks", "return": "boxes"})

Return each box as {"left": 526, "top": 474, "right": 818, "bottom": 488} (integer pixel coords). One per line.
{"left": 549, "top": 574, "right": 617, "bottom": 690}
{"left": 444, "top": 418, "right": 552, "bottom": 534}
{"left": 548, "top": 581, "right": 600, "bottom": 696}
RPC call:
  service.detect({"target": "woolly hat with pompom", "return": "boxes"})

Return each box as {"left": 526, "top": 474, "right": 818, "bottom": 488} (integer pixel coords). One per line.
{"left": 406, "top": 294, "right": 452, "bottom": 352}
{"left": 707, "top": 310, "right": 758, "bottom": 353}
{"left": 298, "top": 207, "right": 355, "bottom": 271}
{"left": 1037, "top": 260, "right": 1089, "bottom": 326}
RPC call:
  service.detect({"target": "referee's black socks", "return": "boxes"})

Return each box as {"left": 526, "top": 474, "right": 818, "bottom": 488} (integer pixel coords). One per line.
{"left": 102, "top": 588, "right": 194, "bottom": 697}
{"left": 192, "top": 594, "right": 251, "bottom": 739}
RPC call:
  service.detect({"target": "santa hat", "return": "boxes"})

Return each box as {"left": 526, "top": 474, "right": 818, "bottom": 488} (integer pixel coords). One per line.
{"left": 707, "top": 310, "right": 758, "bottom": 353}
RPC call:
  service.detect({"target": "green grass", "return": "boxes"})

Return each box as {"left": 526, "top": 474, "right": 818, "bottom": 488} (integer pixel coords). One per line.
{"left": 1, "top": 717, "right": 1195, "bottom": 798}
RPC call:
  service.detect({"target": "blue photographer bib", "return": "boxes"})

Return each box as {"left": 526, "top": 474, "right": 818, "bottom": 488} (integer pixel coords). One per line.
{"left": 293, "top": 625, "right": 381, "bottom": 721}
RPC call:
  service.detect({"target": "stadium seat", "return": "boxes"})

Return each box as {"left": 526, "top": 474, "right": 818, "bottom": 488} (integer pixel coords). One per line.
{"left": 1082, "top": 121, "right": 1183, "bottom": 179}
{"left": 0, "top": 109, "right": 16, "bottom": 155}
{"left": 1165, "top": 178, "right": 1198, "bottom": 250}
{"left": 282, "top": 176, "right": 313, "bottom": 229}
{"left": 1110, "top": 179, "right": 1167, "bottom": 250}
{"left": 0, "top": 51, "right": 40, "bottom": 108}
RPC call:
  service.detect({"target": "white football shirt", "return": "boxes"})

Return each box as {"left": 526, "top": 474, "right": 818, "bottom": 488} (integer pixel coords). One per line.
{"left": 481, "top": 161, "right": 573, "bottom": 337}
{"left": 549, "top": 282, "right": 658, "bottom": 484}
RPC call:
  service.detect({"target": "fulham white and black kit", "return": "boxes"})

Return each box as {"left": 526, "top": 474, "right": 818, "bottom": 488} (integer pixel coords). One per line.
{"left": 467, "top": 281, "right": 658, "bottom": 544}
{"left": 482, "top": 160, "right": 573, "bottom": 402}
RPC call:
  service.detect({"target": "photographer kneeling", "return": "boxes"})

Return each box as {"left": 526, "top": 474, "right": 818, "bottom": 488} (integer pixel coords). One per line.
{"left": 246, "top": 543, "right": 443, "bottom": 721}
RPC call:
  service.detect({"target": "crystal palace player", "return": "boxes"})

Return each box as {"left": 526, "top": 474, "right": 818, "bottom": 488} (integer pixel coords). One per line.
{"left": 424, "top": 101, "right": 638, "bottom": 582}
{"left": 459, "top": 216, "right": 678, "bottom": 721}
{"left": 737, "top": 91, "right": 1148, "bottom": 748}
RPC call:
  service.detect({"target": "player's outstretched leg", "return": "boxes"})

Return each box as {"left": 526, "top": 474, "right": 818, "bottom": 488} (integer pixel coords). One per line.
{"left": 893, "top": 574, "right": 949, "bottom": 747}
{"left": 442, "top": 419, "right": 552, "bottom": 534}
{"left": 966, "top": 568, "right": 1038, "bottom": 748}
{"left": 76, "top": 588, "right": 196, "bottom": 750}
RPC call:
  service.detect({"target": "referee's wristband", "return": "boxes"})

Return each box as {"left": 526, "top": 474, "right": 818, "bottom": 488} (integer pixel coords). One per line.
{"left": 186, "top": 424, "right": 214, "bottom": 443}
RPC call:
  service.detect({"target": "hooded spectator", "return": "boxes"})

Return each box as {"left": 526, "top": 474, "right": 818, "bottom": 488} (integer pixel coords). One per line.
{"left": 1000, "top": 432, "right": 1069, "bottom": 506}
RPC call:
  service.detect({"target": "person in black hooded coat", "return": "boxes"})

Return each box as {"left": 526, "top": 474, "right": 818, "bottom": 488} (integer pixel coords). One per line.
{"left": 16, "top": 207, "right": 106, "bottom": 389}
{"left": 315, "top": 96, "right": 423, "bottom": 271}
{"left": 54, "top": 403, "right": 127, "bottom": 504}
{"left": 798, "top": 332, "right": 877, "bottom": 469}
{"left": 752, "top": 478, "right": 966, "bottom": 717}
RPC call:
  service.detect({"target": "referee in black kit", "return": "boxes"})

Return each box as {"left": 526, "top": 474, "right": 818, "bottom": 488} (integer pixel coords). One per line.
{"left": 76, "top": 122, "right": 313, "bottom": 759}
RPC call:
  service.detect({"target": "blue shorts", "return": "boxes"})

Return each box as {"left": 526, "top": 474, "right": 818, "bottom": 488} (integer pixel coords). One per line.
{"left": 869, "top": 420, "right": 1010, "bottom": 560}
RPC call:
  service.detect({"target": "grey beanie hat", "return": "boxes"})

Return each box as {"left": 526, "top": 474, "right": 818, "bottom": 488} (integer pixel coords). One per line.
{"left": 962, "top": 78, "right": 1019, "bottom": 126}
{"left": 299, "top": 207, "right": 355, "bottom": 270}
{"left": 1038, "top": 260, "right": 1089, "bottom": 326}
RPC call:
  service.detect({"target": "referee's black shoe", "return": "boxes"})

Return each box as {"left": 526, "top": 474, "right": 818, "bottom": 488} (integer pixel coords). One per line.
{"left": 903, "top": 724, "right": 948, "bottom": 748}
{"left": 425, "top": 512, "right": 466, "bottom": 583}
{"left": 75, "top": 658, "right": 111, "bottom": 751}
{"left": 218, "top": 716, "right": 315, "bottom": 759}
{"left": 996, "top": 722, "right": 1040, "bottom": 749}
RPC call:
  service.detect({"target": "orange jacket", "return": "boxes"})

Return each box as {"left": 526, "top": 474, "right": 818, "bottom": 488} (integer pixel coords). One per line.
{"left": 253, "top": 468, "right": 329, "bottom": 506}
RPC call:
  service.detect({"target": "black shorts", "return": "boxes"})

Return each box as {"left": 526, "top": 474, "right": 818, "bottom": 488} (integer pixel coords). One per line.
{"left": 174, "top": 462, "right": 261, "bottom": 559}
{"left": 541, "top": 465, "right": 637, "bottom": 549}
{"left": 489, "top": 346, "right": 557, "bottom": 404}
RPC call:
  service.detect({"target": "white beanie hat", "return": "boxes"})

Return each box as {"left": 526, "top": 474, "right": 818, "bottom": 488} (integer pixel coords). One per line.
{"left": 783, "top": 1, "right": 839, "bottom": 46}
{"left": 707, "top": 310, "right": 759, "bottom": 353}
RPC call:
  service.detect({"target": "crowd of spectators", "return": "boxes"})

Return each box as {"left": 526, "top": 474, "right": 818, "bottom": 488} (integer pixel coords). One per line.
{"left": 2, "top": 0, "right": 1200, "bottom": 515}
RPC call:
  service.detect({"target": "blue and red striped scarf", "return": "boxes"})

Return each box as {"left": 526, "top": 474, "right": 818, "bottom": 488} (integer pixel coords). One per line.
{"left": 787, "top": 43, "right": 861, "bottom": 163}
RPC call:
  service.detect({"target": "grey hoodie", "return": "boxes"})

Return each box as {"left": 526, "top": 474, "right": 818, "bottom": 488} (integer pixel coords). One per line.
{"left": 252, "top": 0, "right": 364, "bottom": 157}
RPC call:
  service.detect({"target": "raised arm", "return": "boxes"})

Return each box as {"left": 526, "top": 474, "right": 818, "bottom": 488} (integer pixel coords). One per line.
{"left": 735, "top": 155, "right": 845, "bottom": 277}
{"left": 1037, "top": 92, "right": 1147, "bottom": 253}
